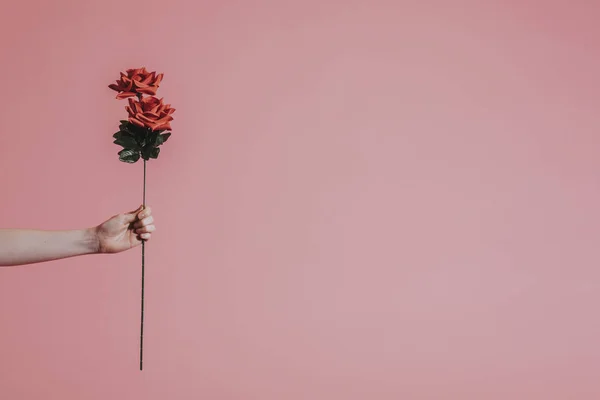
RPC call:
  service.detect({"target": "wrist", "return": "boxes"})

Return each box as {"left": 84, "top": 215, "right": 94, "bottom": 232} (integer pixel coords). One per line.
{"left": 83, "top": 227, "right": 101, "bottom": 254}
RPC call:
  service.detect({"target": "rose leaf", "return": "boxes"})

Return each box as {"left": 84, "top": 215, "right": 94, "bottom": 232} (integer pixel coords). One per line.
{"left": 149, "top": 147, "right": 160, "bottom": 159}
{"left": 118, "top": 149, "right": 140, "bottom": 163}
{"left": 155, "top": 132, "right": 171, "bottom": 146}
{"left": 114, "top": 135, "right": 140, "bottom": 150}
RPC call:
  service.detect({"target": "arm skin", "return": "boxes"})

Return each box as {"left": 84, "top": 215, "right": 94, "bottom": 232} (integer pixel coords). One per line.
{"left": 0, "top": 205, "right": 156, "bottom": 267}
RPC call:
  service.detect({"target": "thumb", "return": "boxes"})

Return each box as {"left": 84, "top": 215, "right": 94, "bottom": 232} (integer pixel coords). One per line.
{"left": 124, "top": 205, "right": 144, "bottom": 223}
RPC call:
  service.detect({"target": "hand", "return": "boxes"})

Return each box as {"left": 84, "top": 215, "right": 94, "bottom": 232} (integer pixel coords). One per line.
{"left": 94, "top": 205, "right": 156, "bottom": 254}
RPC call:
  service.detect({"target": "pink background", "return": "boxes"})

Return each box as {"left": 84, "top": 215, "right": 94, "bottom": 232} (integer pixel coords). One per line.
{"left": 1, "top": 1, "right": 600, "bottom": 398}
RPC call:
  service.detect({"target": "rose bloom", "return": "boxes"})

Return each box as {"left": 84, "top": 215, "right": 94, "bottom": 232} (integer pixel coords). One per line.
{"left": 109, "top": 67, "right": 164, "bottom": 99}
{"left": 126, "top": 96, "right": 175, "bottom": 131}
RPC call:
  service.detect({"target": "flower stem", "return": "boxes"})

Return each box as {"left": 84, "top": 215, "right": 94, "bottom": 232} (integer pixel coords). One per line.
{"left": 139, "top": 93, "right": 146, "bottom": 371}
{"left": 140, "top": 158, "right": 146, "bottom": 371}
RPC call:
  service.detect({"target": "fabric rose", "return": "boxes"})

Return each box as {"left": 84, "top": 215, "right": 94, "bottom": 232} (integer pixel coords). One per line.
{"left": 109, "top": 67, "right": 164, "bottom": 99}
{"left": 126, "top": 96, "right": 175, "bottom": 131}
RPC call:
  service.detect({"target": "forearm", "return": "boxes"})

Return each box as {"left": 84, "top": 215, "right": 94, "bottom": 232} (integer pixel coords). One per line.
{"left": 0, "top": 228, "right": 99, "bottom": 267}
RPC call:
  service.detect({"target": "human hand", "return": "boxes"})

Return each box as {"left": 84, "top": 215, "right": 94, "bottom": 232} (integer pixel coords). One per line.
{"left": 93, "top": 205, "right": 156, "bottom": 254}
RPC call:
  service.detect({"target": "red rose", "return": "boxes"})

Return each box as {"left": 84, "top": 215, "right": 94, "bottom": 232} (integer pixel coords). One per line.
{"left": 109, "top": 67, "right": 164, "bottom": 99}
{"left": 126, "top": 96, "right": 175, "bottom": 131}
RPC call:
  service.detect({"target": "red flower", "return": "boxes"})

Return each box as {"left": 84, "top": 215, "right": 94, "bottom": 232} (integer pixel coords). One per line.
{"left": 109, "top": 67, "right": 164, "bottom": 99}
{"left": 126, "top": 96, "right": 175, "bottom": 131}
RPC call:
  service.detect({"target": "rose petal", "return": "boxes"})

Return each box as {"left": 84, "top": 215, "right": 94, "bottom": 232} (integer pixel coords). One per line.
{"left": 148, "top": 104, "right": 160, "bottom": 114}
{"left": 138, "top": 114, "right": 158, "bottom": 124}
{"left": 144, "top": 95, "right": 160, "bottom": 104}
{"left": 139, "top": 72, "right": 154, "bottom": 85}
{"left": 153, "top": 115, "right": 173, "bottom": 125}
{"left": 120, "top": 78, "right": 133, "bottom": 91}
{"left": 134, "top": 68, "right": 147, "bottom": 78}
{"left": 142, "top": 97, "right": 160, "bottom": 109}
{"left": 143, "top": 109, "right": 160, "bottom": 117}
{"left": 153, "top": 122, "right": 172, "bottom": 131}
{"left": 128, "top": 99, "right": 143, "bottom": 113}
{"left": 133, "top": 79, "right": 150, "bottom": 87}
{"left": 117, "top": 92, "right": 136, "bottom": 99}
{"left": 129, "top": 117, "right": 145, "bottom": 127}
{"left": 127, "top": 68, "right": 143, "bottom": 77}
{"left": 137, "top": 86, "right": 157, "bottom": 95}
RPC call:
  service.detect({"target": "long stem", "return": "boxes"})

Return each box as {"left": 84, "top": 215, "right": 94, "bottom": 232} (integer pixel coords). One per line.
{"left": 139, "top": 91, "right": 147, "bottom": 371}
{"left": 140, "top": 158, "right": 146, "bottom": 371}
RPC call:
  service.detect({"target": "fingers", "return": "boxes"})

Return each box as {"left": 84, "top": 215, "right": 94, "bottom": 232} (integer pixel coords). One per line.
{"left": 135, "top": 222, "right": 156, "bottom": 234}
{"left": 133, "top": 210, "right": 155, "bottom": 240}
{"left": 124, "top": 205, "right": 145, "bottom": 223}
{"left": 133, "top": 215, "right": 154, "bottom": 229}
{"left": 139, "top": 232, "right": 152, "bottom": 240}
{"left": 136, "top": 206, "right": 152, "bottom": 220}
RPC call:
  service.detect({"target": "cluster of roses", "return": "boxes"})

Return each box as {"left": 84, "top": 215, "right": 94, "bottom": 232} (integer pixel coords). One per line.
{"left": 108, "top": 67, "right": 175, "bottom": 162}
{"left": 109, "top": 67, "right": 175, "bottom": 131}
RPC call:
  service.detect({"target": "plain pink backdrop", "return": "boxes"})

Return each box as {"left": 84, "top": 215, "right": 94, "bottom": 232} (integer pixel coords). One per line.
{"left": 1, "top": 0, "right": 600, "bottom": 398}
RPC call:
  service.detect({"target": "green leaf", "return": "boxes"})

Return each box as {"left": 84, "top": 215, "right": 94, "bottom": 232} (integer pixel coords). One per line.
{"left": 118, "top": 149, "right": 140, "bottom": 163}
{"left": 148, "top": 130, "right": 159, "bottom": 147}
{"left": 113, "top": 130, "right": 138, "bottom": 144}
{"left": 155, "top": 132, "right": 171, "bottom": 146}
{"left": 134, "top": 128, "right": 150, "bottom": 147}
{"left": 113, "top": 135, "right": 140, "bottom": 150}
{"left": 149, "top": 147, "right": 160, "bottom": 159}
{"left": 113, "top": 130, "right": 133, "bottom": 139}
{"left": 119, "top": 121, "right": 132, "bottom": 133}
{"left": 141, "top": 144, "right": 152, "bottom": 161}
